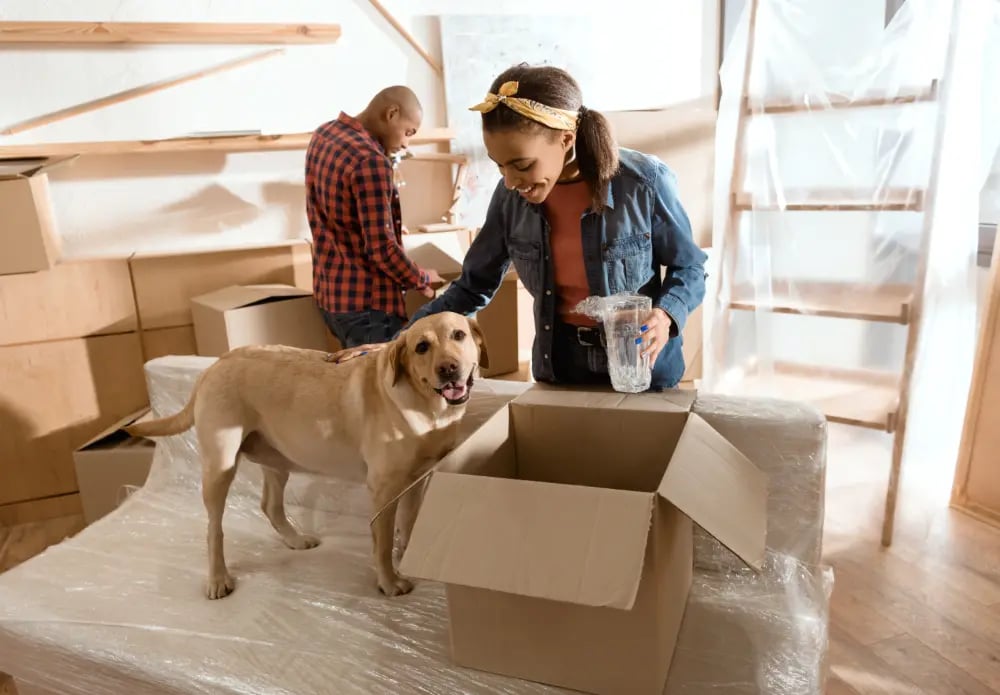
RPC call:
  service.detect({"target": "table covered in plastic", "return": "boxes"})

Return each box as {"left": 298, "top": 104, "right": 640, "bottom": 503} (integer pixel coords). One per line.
{"left": 0, "top": 355, "right": 833, "bottom": 695}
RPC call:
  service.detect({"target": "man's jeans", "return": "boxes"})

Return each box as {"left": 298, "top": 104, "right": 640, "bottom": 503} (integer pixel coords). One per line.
{"left": 322, "top": 309, "right": 405, "bottom": 349}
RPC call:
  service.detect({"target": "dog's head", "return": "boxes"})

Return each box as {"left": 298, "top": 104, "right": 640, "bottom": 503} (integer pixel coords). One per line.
{"left": 387, "top": 312, "right": 489, "bottom": 407}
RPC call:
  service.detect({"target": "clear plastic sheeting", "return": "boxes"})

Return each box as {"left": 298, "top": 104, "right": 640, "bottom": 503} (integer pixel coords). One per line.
{"left": 0, "top": 356, "right": 832, "bottom": 695}
{"left": 703, "top": 0, "right": 1000, "bottom": 494}
{"left": 692, "top": 394, "right": 827, "bottom": 571}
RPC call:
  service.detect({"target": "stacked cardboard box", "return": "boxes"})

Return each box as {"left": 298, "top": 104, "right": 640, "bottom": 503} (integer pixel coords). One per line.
{"left": 0, "top": 242, "right": 313, "bottom": 569}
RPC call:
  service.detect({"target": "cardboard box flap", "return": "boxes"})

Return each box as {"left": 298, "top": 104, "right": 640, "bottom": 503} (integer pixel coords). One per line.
{"left": 402, "top": 241, "right": 464, "bottom": 277}
{"left": 513, "top": 386, "right": 696, "bottom": 413}
{"left": 192, "top": 284, "right": 312, "bottom": 312}
{"left": 77, "top": 407, "right": 153, "bottom": 450}
{"left": 399, "top": 472, "right": 654, "bottom": 610}
{"left": 0, "top": 156, "right": 77, "bottom": 179}
{"left": 656, "top": 413, "right": 767, "bottom": 570}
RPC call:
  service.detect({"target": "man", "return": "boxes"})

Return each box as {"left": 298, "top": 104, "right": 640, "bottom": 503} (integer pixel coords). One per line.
{"left": 306, "top": 86, "right": 443, "bottom": 348}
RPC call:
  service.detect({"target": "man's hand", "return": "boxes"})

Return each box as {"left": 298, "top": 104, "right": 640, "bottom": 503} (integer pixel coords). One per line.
{"left": 417, "top": 268, "right": 445, "bottom": 298}
{"left": 638, "top": 308, "right": 673, "bottom": 365}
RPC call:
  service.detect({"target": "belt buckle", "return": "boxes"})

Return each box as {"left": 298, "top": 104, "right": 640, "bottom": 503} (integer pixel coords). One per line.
{"left": 577, "top": 326, "right": 599, "bottom": 347}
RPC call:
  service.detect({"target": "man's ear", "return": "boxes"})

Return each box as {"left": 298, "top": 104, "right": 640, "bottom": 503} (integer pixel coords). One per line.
{"left": 388, "top": 337, "right": 407, "bottom": 386}
{"left": 468, "top": 317, "right": 490, "bottom": 371}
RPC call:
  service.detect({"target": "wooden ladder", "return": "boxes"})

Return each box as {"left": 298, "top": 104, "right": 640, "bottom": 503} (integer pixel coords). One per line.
{"left": 713, "top": 0, "right": 963, "bottom": 546}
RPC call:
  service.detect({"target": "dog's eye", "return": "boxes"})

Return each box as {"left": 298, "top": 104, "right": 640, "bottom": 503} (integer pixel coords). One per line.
{"left": 452, "top": 330, "right": 466, "bottom": 341}
{"left": 415, "top": 340, "right": 430, "bottom": 354}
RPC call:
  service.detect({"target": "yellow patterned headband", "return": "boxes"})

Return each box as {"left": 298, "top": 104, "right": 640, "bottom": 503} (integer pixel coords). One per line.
{"left": 469, "top": 81, "right": 579, "bottom": 131}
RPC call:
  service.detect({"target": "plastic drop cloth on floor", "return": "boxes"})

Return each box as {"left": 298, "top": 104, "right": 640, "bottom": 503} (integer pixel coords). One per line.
{"left": 0, "top": 355, "right": 833, "bottom": 695}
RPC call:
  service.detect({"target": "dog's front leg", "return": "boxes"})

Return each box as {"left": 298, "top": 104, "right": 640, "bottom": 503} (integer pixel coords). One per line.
{"left": 395, "top": 477, "right": 429, "bottom": 558}
{"left": 369, "top": 476, "right": 415, "bottom": 597}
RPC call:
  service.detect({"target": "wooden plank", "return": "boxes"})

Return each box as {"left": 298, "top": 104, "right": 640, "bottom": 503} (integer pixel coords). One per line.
{"left": 827, "top": 624, "right": 924, "bottom": 695}
{"left": 872, "top": 635, "right": 998, "bottom": 695}
{"left": 366, "top": 0, "right": 442, "bottom": 74}
{"left": 0, "top": 333, "right": 148, "bottom": 506}
{"left": 128, "top": 241, "right": 311, "bottom": 330}
{"left": 0, "top": 21, "right": 341, "bottom": 45}
{"left": 729, "top": 280, "right": 913, "bottom": 324}
{"left": 0, "top": 258, "right": 137, "bottom": 347}
{"left": 952, "top": 224, "right": 1000, "bottom": 523}
{"left": 727, "top": 360, "right": 900, "bottom": 431}
{"left": 732, "top": 188, "right": 925, "bottom": 212}
{"left": 2, "top": 49, "right": 285, "bottom": 136}
{"left": 749, "top": 81, "right": 938, "bottom": 115}
{"left": 0, "top": 127, "right": 455, "bottom": 158}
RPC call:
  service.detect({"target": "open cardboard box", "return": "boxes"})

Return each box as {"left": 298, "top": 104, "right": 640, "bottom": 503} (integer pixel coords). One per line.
{"left": 404, "top": 238, "right": 521, "bottom": 377}
{"left": 0, "top": 157, "right": 73, "bottom": 275}
{"left": 191, "top": 284, "right": 330, "bottom": 357}
{"left": 73, "top": 408, "right": 156, "bottom": 525}
{"left": 399, "top": 387, "right": 767, "bottom": 695}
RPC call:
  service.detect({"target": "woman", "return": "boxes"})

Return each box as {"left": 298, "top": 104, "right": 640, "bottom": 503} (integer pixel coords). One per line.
{"left": 350, "top": 63, "right": 707, "bottom": 391}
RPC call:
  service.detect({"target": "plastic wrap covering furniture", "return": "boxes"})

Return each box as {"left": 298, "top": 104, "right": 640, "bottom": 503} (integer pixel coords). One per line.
{"left": 703, "top": 0, "right": 1000, "bottom": 491}
{"left": 692, "top": 394, "right": 827, "bottom": 571}
{"left": 0, "top": 356, "right": 832, "bottom": 695}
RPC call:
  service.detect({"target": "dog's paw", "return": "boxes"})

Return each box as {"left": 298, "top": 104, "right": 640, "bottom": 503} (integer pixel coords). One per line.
{"left": 282, "top": 533, "right": 321, "bottom": 550}
{"left": 377, "top": 574, "right": 414, "bottom": 597}
{"left": 205, "top": 573, "right": 235, "bottom": 600}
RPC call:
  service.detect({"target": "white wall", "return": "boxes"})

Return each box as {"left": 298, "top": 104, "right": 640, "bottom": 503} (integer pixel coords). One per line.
{"left": 0, "top": 0, "right": 716, "bottom": 260}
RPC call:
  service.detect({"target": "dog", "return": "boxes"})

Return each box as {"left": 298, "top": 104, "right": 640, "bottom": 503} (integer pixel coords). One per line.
{"left": 125, "top": 311, "right": 488, "bottom": 600}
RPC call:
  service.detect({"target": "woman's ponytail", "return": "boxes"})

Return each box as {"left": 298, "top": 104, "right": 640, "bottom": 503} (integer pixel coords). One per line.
{"left": 575, "top": 106, "right": 620, "bottom": 211}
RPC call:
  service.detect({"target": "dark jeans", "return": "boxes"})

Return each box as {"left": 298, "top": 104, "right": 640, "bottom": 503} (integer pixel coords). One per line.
{"left": 547, "top": 321, "right": 685, "bottom": 392}
{"left": 322, "top": 309, "right": 405, "bottom": 349}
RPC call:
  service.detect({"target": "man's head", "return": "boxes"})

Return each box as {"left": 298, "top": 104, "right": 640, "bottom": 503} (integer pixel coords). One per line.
{"left": 358, "top": 86, "right": 423, "bottom": 154}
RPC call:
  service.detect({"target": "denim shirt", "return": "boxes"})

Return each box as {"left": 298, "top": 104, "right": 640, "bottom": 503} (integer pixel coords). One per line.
{"left": 410, "top": 148, "right": 708, "bottom": 385}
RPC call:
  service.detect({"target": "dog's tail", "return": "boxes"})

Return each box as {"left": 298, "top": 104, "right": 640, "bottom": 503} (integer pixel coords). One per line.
{"left": 124, "top": 371, "right": 205, "bottom": 438}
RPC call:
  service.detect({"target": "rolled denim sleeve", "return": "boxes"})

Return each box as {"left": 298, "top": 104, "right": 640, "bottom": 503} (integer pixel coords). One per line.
{"left": 409, "top": 180, "right": 513, "bottom": 324}
{"left": 650, "top": 163, "right": 707, "bottom": 336}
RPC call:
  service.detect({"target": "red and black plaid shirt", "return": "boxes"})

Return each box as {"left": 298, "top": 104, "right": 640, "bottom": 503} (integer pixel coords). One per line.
{"left": 306, "top": 113, "right": 429, "bottom": 318}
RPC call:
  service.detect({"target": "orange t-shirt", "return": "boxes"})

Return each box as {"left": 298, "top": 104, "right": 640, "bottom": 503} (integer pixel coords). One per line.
{"left": 543, "top": 180, "right": 596, "bottom": 326}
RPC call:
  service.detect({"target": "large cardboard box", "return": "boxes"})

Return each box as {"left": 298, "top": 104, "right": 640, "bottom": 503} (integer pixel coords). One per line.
{"left": 73, "top": 409, "right": 155, "bottom": 525}
{"left": 0, "top": 258, "right": 136, "bottom": 346}
{"left": 0, "top": 333, "right": 148, "bottom": 506}
{"left": 0, "top": 158, "right": 69, "bottom": 276}
{"left": 191, "top": 284, "right": 329, "bottom": 357}
{"left": 404, "top": 237, "right": 521, "bottom": 377}
{"left": 129, "top": 241, "right": 312, "bottom": 331}
{"left": 400, "top": 387, "right": 767, "bottom": 695}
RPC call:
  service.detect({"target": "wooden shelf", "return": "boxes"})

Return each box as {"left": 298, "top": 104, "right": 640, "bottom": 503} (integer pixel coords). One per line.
{"left": 0, "top": 21, "right": 343, "bottom": 45}
{"left": 733, "top": 188, "right": 925, "bottom": 212}
{"left": 747, "top": 81, "right": 938, "bottom": 115}
{"left": 730, "top": 281, "right": 913, "bottom": 324}
{"left": 725, "top": 361, "right": 900, "bottom": 431}
{"left": 0, "top": 128, "right": 455, "bottom": 158}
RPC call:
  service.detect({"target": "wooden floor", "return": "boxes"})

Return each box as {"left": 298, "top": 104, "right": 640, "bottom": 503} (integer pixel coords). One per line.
{"left": 823, "top": 423, "right": 1000, "bottom": 694}
{"left": 2, "top": 366, "right": 999, "bottom": 694}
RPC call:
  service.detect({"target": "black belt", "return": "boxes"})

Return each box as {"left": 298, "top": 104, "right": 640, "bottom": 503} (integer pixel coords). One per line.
{"left": 573, "top": 325, "right": 604, "bottom": 348}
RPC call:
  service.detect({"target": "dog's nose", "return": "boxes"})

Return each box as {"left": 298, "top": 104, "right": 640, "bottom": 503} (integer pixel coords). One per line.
{"left": 437, "top": 362, "right": 460, "bottom": 381}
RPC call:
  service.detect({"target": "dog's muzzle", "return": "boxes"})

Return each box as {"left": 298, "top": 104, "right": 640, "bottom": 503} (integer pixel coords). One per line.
{"left": 434, "top": 370, "right": 474, "bottom": 405}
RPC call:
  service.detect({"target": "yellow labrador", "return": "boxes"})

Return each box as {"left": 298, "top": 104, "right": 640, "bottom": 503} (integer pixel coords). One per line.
{"left": 126, "top": 312, "right": 488, "bottom": 599}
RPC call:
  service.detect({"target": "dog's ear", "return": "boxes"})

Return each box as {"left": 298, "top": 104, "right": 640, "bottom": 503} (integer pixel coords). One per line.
{"left": 467, "top": 317, "right": 490, "bottom": 371}
{"left": 388, "top": 337, "right": 408, "bottom": 386}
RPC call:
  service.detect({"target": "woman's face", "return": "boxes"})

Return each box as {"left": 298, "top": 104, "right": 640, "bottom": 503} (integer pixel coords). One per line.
{"left": 483, "top": 127, "right": 574, "bottom": 205}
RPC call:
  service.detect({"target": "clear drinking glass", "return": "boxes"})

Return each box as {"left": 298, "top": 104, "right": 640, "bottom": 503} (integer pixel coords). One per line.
{"left": 601, "top": 294, "right": 652, "bottom": 393}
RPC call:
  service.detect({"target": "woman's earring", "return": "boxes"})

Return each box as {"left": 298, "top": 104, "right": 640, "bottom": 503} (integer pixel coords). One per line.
{"left": 564, "top": 142, "right": 577, "bottom": 166}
